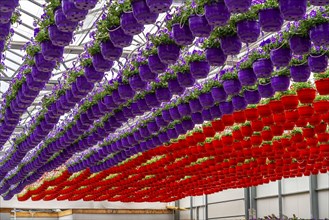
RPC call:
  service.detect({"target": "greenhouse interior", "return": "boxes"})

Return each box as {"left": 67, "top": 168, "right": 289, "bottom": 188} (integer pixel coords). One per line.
{"left": 0, "top": 0, "right": 328, "bottom": 219}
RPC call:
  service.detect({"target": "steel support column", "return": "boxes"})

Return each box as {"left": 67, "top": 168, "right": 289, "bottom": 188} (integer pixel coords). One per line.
{"left": 244, "top": 188, "right": 251, "bottom": 219}
{"left": 310, "top": 175, "right": 319, "bottom": 219}
{"left": 205, "top": 195, "right": 208, "bottom": 220}
{"left": 278, "top": 180, "right": 283, "bottom": 219}
{"left": 250, "top": 186, "right": 257, "bottom": 219}
{"left": 190, "top": 197, "right": 194, "bottom": 220}
{"left": 174, "top": 201, "right": 180, "bottom": 220}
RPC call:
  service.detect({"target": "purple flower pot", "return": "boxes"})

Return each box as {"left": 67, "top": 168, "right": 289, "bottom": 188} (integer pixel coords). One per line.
{"left": 167, "top": 128, "right": 179, "bottom": 139}
{"left": 271, "top": 76, "right": 290, "bottom": 92}
{"left": 270, "top": 47, "right": 292, "bottom": 67}
{"left": 109, "top": 27, "right": 133, "bottom": 48}
{"left": 147, "top": 121, "right": 159, "bottom": 134}
{"left": 129, "top": 74, "right": 147, "bottom": 91}
{"left": 244, "top": 89, "right": 261, "bottom": 104}
{"left": 146, "top": 0, "right": 172, "bottom": 13}
{"left": 224, "top": 0, "right": 251, "bottom": 13}
{"left": 290, "top": 65, "right": 311, "bottom": 82}
{"left": 188, "top": 15, "right": 211, "bottom": 38}
{"left": 190, "top": 61, "right": 210, "bottom": 79}
{"left": 172, "top": 24, "right": 194, "bottom": 46}
{"left": 310, "top": 23, "right": 329, "bottom": 46}
{"left": 220, "top": 35, "right": 242, "bottom": 56}
{"left": 309, "top": 0, "right": 329, "bottom": 5}
{"left": 62, "top": 0, "right": 88, "bottom": 22}
{"left": 189, "top": 98, "right": 203, "bottom": 113}
{"left": 252, "top": 58, "right": 273, "bottom": 79}
{"left": 137, "top": 99, "right": 151, "bottom": 112}
{"left": 182, "top": 119, "right": 195, "bottom": 131}
{"left": 278, "top": 0, "right": 307, "bottom": 21}
{"left": 139, "top": 64, "right": 156, "bottom": 82}
{"left": 148, "top": 54, "right": 168, "bottom": 73}
{"left": 145, "top": 93, "right": 160, "bottom": 108}
{"left": 159, "top": 132, "right": 170, "bottom": 143}
{"left": 0, "top": 22, "right": 10, "bottom": 41}
{"left": 100, "top": 40, "right": 123, "bottom": 61}
{"left": 31, "top": 66, "right": 51, "bottom": 83}
{"left": 0, "top": 40, "right": 5, "bottom": 52}
{"left": 131, "top": 102, "right": 143, "bottom": 116}
{"left": 205, "top": 47, "right": 227, "bottom": 66}
{"left": 0, "top": 0, "right": 18, "bottom": 12}
{"left": 219, "top": 101, "right": 234, "bottom": 115}
{"left": 177, "top": 71, "right": 195, "bottom": 88}
{"left": 191, "top": 112, "right": 204, "bottom": 124}
{"left": 92, "top": 53, "right": 113, "bottom": 72}
{"left": 237, "top": 20, "right": 260, "bottom": 43}
{"left": 156, "top": 87, "right": 172, "bottom": 102}
{"left": 178, "top": 103, "right": 191, "bottom": 116}
{"left": 204, "top": 1, "right": 230, "bottom": 26}
{"left": 155, "top": 115, "right": 168, "bottom": 127}
{"left": 175, "top": 123, "right": 186, "bottom": 135}
{"left": 289, "top": 36, "right": 311, "bottom": 55}
{"left": 75, "top": 75, "right": 94, "bottom": 92}
{"left": 132, "top": 0, "right": 159, "bottom": 25}
{"left": 223, "top": 79, "right": 242, "bottom": 95}
{"left": 0, "top": 11, "right": 12, "bottom": 24}
{"left": 308, "top": 54, "right": 328, "bottom": 73}
{"left": 211, "top": 87, "right": 227, "bottom": 102}
{"left": 168, "top": 78, "right": 185, "bottom": 95}
{"left": 202, "top": 109, "right": 213, "bottom": 121}
{"left": 157, "top": 44, "right": 180, "bottom": 65}
{"left": 199, "top": 92, "right": 214, "bottom": 109}
{"left": 232, "top": 95, "right": 247, "bottom": 110}
{"left": 238, "top": 68, "right": 257, "bottom": 86}
{"left": 162, "top": 109, "right": 173, "bottom": 122}
{"left": 26, "top": 74, "right": 45, "bottom": 91}
{"left": 74, "top": 0, "right": 98, "bottom": 10}
{"left": 34, "top": 53, "right": 56, "bottom": 73}
{"left": 84, "top": 65, "right": 104, "bottom": 83}
{"left": 118, "top": 84, "right": 135, "bottom": 100}
{"left": 120, "top": 12, "right": 144, "bottom": 36}
{"left": 55, "top": 8, "right": 79, "bottom": 33}
{"left": 258, "top": 83, "right": 275, "bottom": 98}
{"left": 259, "top": 8, "right": 283, "bottom": 32}
{"left": 140, "top": 126, "right": 151, "bottom": 138}
{"left": 169, "top": 107, "right": 181, "bottom": 120}
{"left": 48, "top": 25, "right": 73, "bottom": 47}
{"left": 210, "top": 105, "right": 222, "bottom": 119}
{"left": 41, "top": 41, "right": 64, "bottom": 62}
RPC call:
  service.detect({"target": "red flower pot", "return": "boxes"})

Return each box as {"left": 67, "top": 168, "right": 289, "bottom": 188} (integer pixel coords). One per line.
{"left": 309, "top": 114, "right": 322, "bottom": 126}
{"left": 222, "top": 136, "right": 233, "bottom": 146}
{"left": 270, "top": 125, "right": 284, "bottom": 136}
{"left": 273, "top": 113, "right": 286, "bottom": 125}
{"left": 285, "top": 109, "right": 300, "bottom": 122}
{"left": 251, "top": 120, "right": 264, "bottom": 131}
{"left": 203, "top": 126, "right": 216, "bottom": 137}
{"left": 212, "top": 120, "right": 225, "bottom": 132}
{"left": 315, "top": 123, "right": 327, "bottom": 134}
{"left": 261, "top": 130, "right": 273, "bottom": 141}
{"left": 283, "top": 122, "right": 295, "bottom": 130}
{"left": 298, "top": 106, "right": 314, "bottom": 119}
{"left": 262, "top": 116, "right": 274, "bottom": 126}
{"left": 269, "top": 100, "right": 284, "bottom": 113}
{"left": 241, "top": 125, "right": 253, "bottom": 137}
{"left": 232, "top": 129, "right": 244, "bottom": 141}
{"left": 296, "top": 119, "right": 308, "bottom": 127}
{"left": 318, "top": 133, "right": 329, "bottom": 143}
{"left": 221, "top": 115, "right": 234, "bottom": 126}
{"left": 297, "top": 88, "right": 316, "bottom": 104}
{"left": 244, "top": 108, "right": 259, "bottom": 121}
{"left": 315, "top": 78, "right": 329, "bottom": 95}
{"left": 313, "top": 100, "right": 329, "bottom": 114}
{"left": 233, "top": 111, "right": 246, "bottom": 123}
{"left": 281, "top": 95, "right": 299, "bottom": 110}
{"left": 303, "top": 128, "right": 315, "bottom": 138}
{"left": 257, "top": 104, "right": 271, "bottom": 117}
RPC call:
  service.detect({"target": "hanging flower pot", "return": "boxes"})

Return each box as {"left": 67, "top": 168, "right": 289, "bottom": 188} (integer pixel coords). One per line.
{"left": 148, "top": 54, "right": 168, "bottom": 74}
{"left": 54, "top": 8, "right": 78, "bottom": 33}
{"left": 309, "top": 0, "right": 329, "bottom": 5}
{"left": 132, "top": 0, "right": 159, "bottom": 25}
{"left": 271, "top": 76, "right": 290, "bottom": 92}
{"left": 238, "top": 68, "right": 257, "bottom": 86}
{"left": 258, "top": 105, "right": 271, "bottom": 118}
{"left": 26, "top": 74, "right": 45, "bottom": 91}
{"left": 259, "top": 8, "right": 283, "bottom": 32}
{"left": 48, "top": 25, "right": 73, "bottom": 47}
{"left": 120, "top": 12, "right": 145, "bottom": 36}
{"left": 281, "top": 95, "right": 299, "bottom": 110}
{"left": 172, "top": 24, "right": 194, "bottom": 46}
{"left": 269, "top": 100, "right": 284, "bottom": 113}
{"left": 178, "top": 103, "right": 192, "bottom": 116}
{"left": 84, "top": 65, "right": 104, "bottom": 83}
{"left": 232, "top": 95, "right": 247, "bottom": 111}
{"left": 188, "top": 15, "right": 211, "bottom": 38}
{"left": 297, "top": 88, "right": 316, "bottom": 104}
{"left": 252, "top": 59, "right": 273, "bottom": 79}
{"left": 220, "top": 35, "right": 242, "bottom": 55}
{"left": 289, "top": 35, "right": 311, "bottom": 55}
{"left": 285, "top": 109, "right": 299, "bottom": 122}
{"left": 73, "top": 0, "right": 98, "bottom": 10}
{"left": 310, "top": 23, "right": 329, "bottom": 46}
{"left": 245, "top": 107, "right": 259, "bottom": 121}
{"left": 168, "top": 78, "right": 185, "bottom": 95}
{"left": 224, "top": 0, "right": 251, "bottom": 13}
{"left": 189, "top": 98, "right": 203, "bottom": 113}
{"left": 146, "top": 0, "right": 172, "bottom": 13}
{"left": 237, "top": 20, "right": 260, "bottom": 43}
{"left": 223, "top": 78, "right": 242, "bottom": 95}
{"left": 62, "top": 0, "right": 88, "bottom": 22}
{"left": 261, "top": 130, "right": 273, "bottom": 141}
{"left": 0, "top": 11, "right": 12, "bottom": 24}
{"left": 145, "top": 93, "right": 160, "bottom": 108}
{"left": 157, "top": 44, "right": 180, "bottom": 65}
{"left": 0, "top": 22, "right": 10, "bottom": 41}
{"left": 298, "top": 105, "right": 314, "bottom": 119}
{"left": 137, "top": 99, "right": 151, "bottom": 112}
{"left": 290, "top": 65, "right": 310, "bottom": 82}
{"left": 270, "top": 47, "right": 292, "bottom": 68}
{"left": 0, "top": 0, "right": 18, "bottom": 12}
{"left": 109, "top": 27, "right": 134, "bottom": 48}
{"left": 202, "top": 109, "right": 213, "bottom": 121}
{"left": 244, "top": 89, "right": 261, "bottom": 104}
{"left": 169, "top": 107, "right": 181, "bottom": 120}
{"left": 205, "top": 47, "right": 227, "bottom": 66}
{"left": 41, "top": 41, "right": 64, "bottom": 62}
{"left": 278, "top": 0, "right": 307, "bottom": 21}
{"left": 156, "top": 87, "right": 172, "bottom": 102}
{"left": 308, "top": 54, "right": 328, "bottom": 73}
{"left": 177, "top": 71, "right": 195, "bottom": 88}
{"left": 211, "top": 87, "right": 227, "bottom": 103}
{"left": 210, "top": 104, "right": 222, "bottom": 118}
{"left": 199, "top": 92, "right": 214, "bottom": 109}
{"left": 314, "top": 100, "right": 329, "bottom": 114}
{"left": 34, "top": 52, "right": 56, "bottom": 74}
{"left": 204, "top": 1, "right": 230, "bottom": 26}
{"left": 139, "top": 64, "right": 157, "bottom": 82}
{"left": 190, "top": 61, "right": 210, "bottom": 79}
{"left": 100, "top": 40, "right": 123, "bottom": 61}
{"left": 315, "top": 78, "right": 329, "bottom": 95}
{"left": 219, "top": 101, "right": 234, "bottom": 115}
{"left": 91, "top": 53, "right": 113, "bottom": 72}
{"left": 118, "top": 83, "right": 135, "bottom": 100}
{"left": 31, "top": 66, "right": 51, "bottom": 83}
{"left": 182, "top": 119, "right": 195, "bottom": 131}
{"left": 0, "top": 40, "right": 5, "bottom": 52}
{"left": 129, "top": 74, "right": 147, "bottom": 91}
{"left": 251, "top": 120, "right": 264, "bottom": 131}
{"left": 258, "top": 82, "right": 276, "bottom": 100}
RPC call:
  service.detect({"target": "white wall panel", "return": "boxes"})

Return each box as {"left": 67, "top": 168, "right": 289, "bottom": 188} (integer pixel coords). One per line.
{"left": 208, "top": 200, "right": 245, "bottom": 219}
{"left": 282, "top": 194, "right": 311, "bottom": 219}
{"left": 282, "top": 177, "right": 309, "bottom": 194}
{"left": 0, "top": 213, "right": 10, "bottom": 220}
{"left": 72, "top": 214, "right": 172, "bottom": 220}
{"left": 317, "top": 173, "right": 329, "bottom": 189}
{"left": 208, "top": 189, "right": 244, "bottom": 203}
{"left": 180, "top": 197, "right": 191, "bottom": 208}
{"left": 180, "top": 210, "right": 190, "bottom": 220}
{"left": 256, "top": 181, "right": 278, "bottom": 197}
{"left": 256, "top": 198, "right": 279, "bottom": 218}
{"left": 318, "top": 191, "right": 329, "bottom": 218}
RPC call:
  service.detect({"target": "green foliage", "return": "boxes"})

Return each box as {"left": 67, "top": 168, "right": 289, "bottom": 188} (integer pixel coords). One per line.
{"left": 289, "top": 55, "right": 308, "bottom": 66}
{"left": 149, "top": 32, "right": 176, "bottom": 47}
{"left": 314, "top": 71, "right": 329, "bottom": 80}
{"left": 185, "top": 51, "right": 206, "bottom": 63}
{"left": 272, "top": 68, "right": 290, "bottom": 77}
{"left": 87, "top": 42, "right": 101, "bottom": 56}
{"left": 80, "top": 58, "right": 92, "bottom": 67}
{"left": 171, "top": 63, "right": 189, "bottom": 73}
{"left": 239, "top": 52, "right": 269, "bottom": 70}
{"left": 35, "top": 29, "right": 50, "bottom": 43}
{"left": 292, "top": 82, "right": 314, "bottom": 91}
{"left": 315, "top": 95, "right": 329, "bottom": 101}
{"left": 221, "top": 71, "right": 238, "bottom": 80}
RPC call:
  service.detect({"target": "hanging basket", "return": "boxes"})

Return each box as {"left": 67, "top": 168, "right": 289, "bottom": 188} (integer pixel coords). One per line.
{"left": 258, "top": 8, "right": 283, "bottom": 32}
{"left": 172, "top": 24, "right": 194, "bottom": 46}
{"left": 100, "top": 40, "right": 123, "bottom": 61}
{"left": 236, "top": 20, "right": 260, "bottom": 43}
{"left": 188, "top": 15, "right": 211, "bottom": 38}
{"left": 204, "top": 1, "right": 230, "bottom": 26}
{"left": 120, "top": 12, "right": 145, "bottom": 36}
{"left": 278, "top": 0, "right": 307, "bottom": 21}
{"left": 205, "top": 47, "right": 227, "bottom": 66}
{"left": 132, "top": 0, "right": 159, "bottom": 25}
